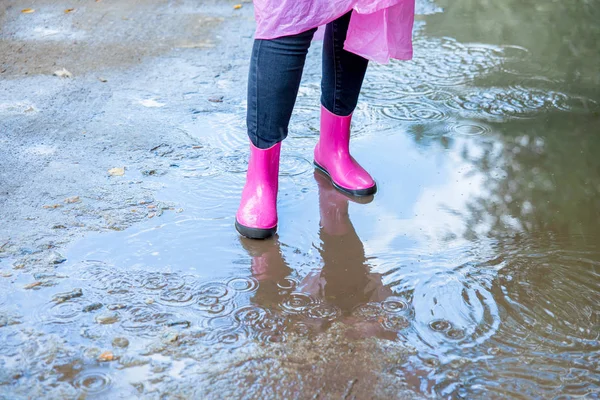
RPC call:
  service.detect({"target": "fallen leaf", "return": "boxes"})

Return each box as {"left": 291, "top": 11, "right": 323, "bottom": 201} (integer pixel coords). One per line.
{"left": 64, "top": 8, "right": 75, "bottom": 13}
{"left": 98, "top": 351, "right": 115, "bottom": 362}
{"left": 21, "top": 8, "right": 35, "bottom": 14}
{"left": 64, "top": 196, "right": 80, "bottom": 204}
{"left": 139, "top": 99, "right": 165, "bottom": 108}
{"left": 233, "top": 4, "right": 242, "bottom": 9}
{"left": 24, "top": 282, "right": 42, "bottom": 289}
{"left": 208, "top": 96, "right": 224, "bottom": 103}
{"left": 147, "top": 212, "right": 156, "bottom": 218}
{"left": 147, "top": 205, "right": 156, "bottom": 209}
{"left": 1, "top": 271, "right": 13, "bottom": 278}
{"left": 53, "top": 68, "right": 72, "bottom": 78}
{"left": 108, "top": 167, "right": 125, "bottom": 176}
{"left": 43, "top": 204, "right": 62, "bottom": 209}
{"left": 98, "top": 77, "right": 107, "bottom": 83}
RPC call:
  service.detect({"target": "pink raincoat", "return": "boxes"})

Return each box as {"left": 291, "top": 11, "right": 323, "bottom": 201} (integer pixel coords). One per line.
{"left": 253, "top": 0, "right": 415, "bottom": 63}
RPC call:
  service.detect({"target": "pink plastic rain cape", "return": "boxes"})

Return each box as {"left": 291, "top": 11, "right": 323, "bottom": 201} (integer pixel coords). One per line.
{"left": 253, "top": 0, "right": 415, "bottom": 63}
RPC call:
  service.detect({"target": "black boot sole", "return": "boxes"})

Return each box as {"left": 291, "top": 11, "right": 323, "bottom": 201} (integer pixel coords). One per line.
{"left": 313, "top": 161, "right": 377, "bottom": 197}
{"left": 235, "top": 220, "right": 277, "bottom": 240}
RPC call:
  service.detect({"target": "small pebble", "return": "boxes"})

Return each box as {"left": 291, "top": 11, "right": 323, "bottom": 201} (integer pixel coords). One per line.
{"left": 487, "top": 347, "right": 500, "bottom": 355}
{"left": 162, "top": 331, "right": 179, "bottom": 344}
{"left": 112, "top": 337, "right": 130, "bottom": 348}
{"left": 53, "top": 288, "right": 83, "bottom": 303}
{"left": 166, "top": 320, "right": 191, "bottom": 328}
{"left": 95, "top": 312, "right": 120, "bottom": 325}
{"left": 83, "top": 303, "right": 103, "bottom": 313}
{"left": 118, "top": 355, "right": 149, "bottom": 369}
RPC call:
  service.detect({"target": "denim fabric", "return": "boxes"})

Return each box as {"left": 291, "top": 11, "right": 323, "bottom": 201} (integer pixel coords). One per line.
{"left": 321, "top": 12, "right": 369, "bottom": 117}
{"left": 247, "top": 12, "right": 368, "bottom": 149}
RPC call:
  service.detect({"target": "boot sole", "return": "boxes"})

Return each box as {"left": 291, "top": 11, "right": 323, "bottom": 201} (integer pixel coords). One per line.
{"left": 313, "top": 161, "right": 377, "bottom": 197}
{"left": 235, "top": 220, "right": 277, "bottom": 240}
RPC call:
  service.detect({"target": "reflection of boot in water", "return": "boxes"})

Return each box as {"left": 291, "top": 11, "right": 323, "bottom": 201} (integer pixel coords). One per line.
{"left": 239, "top": 237, "right": 292, "bottom": 308}
{"left": 310, "top": 171, "right": 395, "bottom": 339}
{"left": 310, "top": 172, "right": 393, "bottom": 340}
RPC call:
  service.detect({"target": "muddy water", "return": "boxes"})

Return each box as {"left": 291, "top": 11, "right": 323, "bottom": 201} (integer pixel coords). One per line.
{"left": 2, "top": 0, "right": 600, "bottom": 398}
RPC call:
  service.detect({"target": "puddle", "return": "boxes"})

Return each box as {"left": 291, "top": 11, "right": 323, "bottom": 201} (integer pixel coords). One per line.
{"left": 1, "top": 0, "right": 600, "bottom": 398}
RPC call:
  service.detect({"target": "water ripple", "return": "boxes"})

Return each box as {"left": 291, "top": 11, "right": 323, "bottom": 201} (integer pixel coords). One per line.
{"left": 141, "top": 272, "right": 185, "bottom": 291}
{"left": 227, "top": 277, "right": 259, "bottom": 293}
{"left": 73, "top": 369, "right": 113, "bottom": 396}
{"left": 380, "top": 101, "right": 447, "bottom": 122}
{"left": 281, "top": 293, "right": 319, "bottom": 315}
{"left": 120, "top": 304, "right": 179, "bottom": 337}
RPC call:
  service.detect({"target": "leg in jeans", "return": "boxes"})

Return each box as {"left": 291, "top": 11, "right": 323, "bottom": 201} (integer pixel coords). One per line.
{"left": 247, "top": 28, "right": 317, "bottom": 149}
{"left": 321, "top": 11, "right": 369, "bottom": 117}
{"left": 237, "top": 28, "right": 316, "bottom": 239}
{"left": 314, "top": 12, "right": 376, "bottom": 196}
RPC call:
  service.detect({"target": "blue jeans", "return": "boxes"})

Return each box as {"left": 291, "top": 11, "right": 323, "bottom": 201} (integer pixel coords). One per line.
{"left": 247, "top": 11, "right": 369, "bottom": 149}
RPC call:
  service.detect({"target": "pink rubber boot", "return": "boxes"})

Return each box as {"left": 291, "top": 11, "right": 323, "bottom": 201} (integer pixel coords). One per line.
{"left": 314, "top": 106, "right": 377, "bottom": 196}
{"left": 235, "top": 141, "right": 281, "bottom": 239}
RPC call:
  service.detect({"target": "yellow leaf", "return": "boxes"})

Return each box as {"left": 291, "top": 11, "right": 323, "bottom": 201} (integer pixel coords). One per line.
{"left": 98, "top": 351, "right": 115, "bottom": 362}
{"left": 233, "top": 4, "right": 242, "bottom": 9}
{"left": 64, "top": 196, "right": 80, "bottom": 204}
{"left": 108, "top": 167, "right": 125, "bottom": 176}
{"left": 65, "top": 8, "right": 75, "bottom": 14}
{"left": 53, "top": 68, "right": 72, "bottom": 78}
{"left": 21, "top": 8, "right": 35, "bottom": 14}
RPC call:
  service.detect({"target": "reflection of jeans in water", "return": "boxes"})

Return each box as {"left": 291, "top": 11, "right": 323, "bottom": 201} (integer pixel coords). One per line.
{"left": 247, "top": 11, "right": 369, "bottom": 149}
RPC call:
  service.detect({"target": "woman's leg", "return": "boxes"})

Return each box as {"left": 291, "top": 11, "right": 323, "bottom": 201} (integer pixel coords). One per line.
{"left": 314, "top": 12, "right": 376, "bottom": 197}
{"left": 237, "top": 29, "right": 316, "bottom": 239}
{"left": 247, "top": 28, "right": 317, "bottom": 149}
{"left": 321, "top": 11, "right": 368, "bottom": 117}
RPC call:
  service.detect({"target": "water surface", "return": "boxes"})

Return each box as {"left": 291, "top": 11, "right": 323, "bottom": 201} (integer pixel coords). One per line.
{"left": 1, "top": 0, "right": 599, "bottom": 398}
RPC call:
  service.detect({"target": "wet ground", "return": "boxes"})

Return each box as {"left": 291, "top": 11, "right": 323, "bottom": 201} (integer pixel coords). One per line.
{"left": 1, "top": 0, "right": 600, "bottom": 398}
